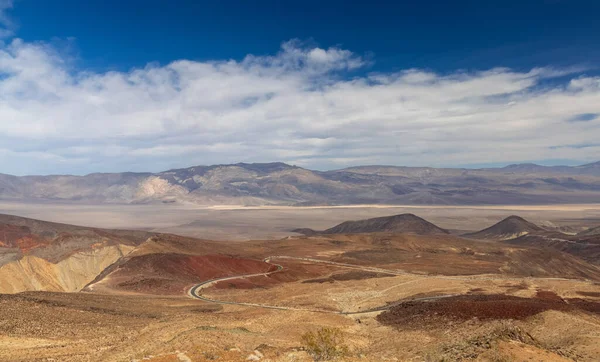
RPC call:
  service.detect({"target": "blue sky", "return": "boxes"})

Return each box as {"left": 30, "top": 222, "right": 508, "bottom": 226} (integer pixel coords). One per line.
{"left": 1, "top": 0, "right": 600, "bottom": 175}
{"left": 12, "top": 0, "right": 600, "bottom": 72}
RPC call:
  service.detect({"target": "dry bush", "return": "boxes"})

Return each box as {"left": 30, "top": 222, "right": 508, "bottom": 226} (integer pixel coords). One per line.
{"left": 537, "top": 332, "right": 582, "bottom": 360}
{"left": 301, "top": 327, "right": 349, "bottom": 361}
{"left": 425, "top": 323, "right": 535, "bottom": 361}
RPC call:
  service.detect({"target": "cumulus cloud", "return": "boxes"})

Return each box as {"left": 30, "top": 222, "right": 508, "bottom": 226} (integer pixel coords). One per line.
{"left": 0, "top": 37, "right": 599, "bottom": 175}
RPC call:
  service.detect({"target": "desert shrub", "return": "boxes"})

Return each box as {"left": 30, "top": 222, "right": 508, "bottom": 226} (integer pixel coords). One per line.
{"left": 425, "top": 323, "right": 534, "bottom": 361}
{"left": 301, "top": 327, "right": 349, "bottom": 361}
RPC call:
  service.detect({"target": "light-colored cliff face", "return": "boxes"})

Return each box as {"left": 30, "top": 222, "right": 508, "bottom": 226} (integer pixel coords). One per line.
{"left": 0, "top": 244, "right": 134, "bottom": 293}
{"left": 135, "top": 176, "right": 188, "bottom": 200}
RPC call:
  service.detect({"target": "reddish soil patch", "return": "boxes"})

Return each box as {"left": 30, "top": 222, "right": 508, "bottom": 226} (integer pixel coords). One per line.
{"left": 0, "top": 224, "right": 32, "bottom": 244}
{"left": 14, "top": 235, "right": 47, "bottom": 252}
{"left": 213, "top": 278, "right": 269, "bottom": 290}
{"left": 0, "top": 224, "right": 46, "bottom": 251}
{"left": 110, "top": 254, "right": 273, "bottom": 294}
{"left": 0, "top": 223, "right": 48, "bottom": 252}
{"left": 302, "top": 271, "right": 390, "bottom": 284}
{"left": 568, "top": 298, "right": 600, "bottom": 314}
{"left": 535, "top": 290, "right": 564, "bottom": 302}
{"left": 577, "top": 291, "right": 600, "bottom": 297}
{"left": 377, "top": 292, "right": 600, "bottom": 328}
{"left": 211, "top": 261, "right": 342, "bottom": 290}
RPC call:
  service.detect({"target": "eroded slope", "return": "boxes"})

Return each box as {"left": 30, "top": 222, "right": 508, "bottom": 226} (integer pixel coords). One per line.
{"left": 0, "top": 214, "right": 151, "bottom": 293}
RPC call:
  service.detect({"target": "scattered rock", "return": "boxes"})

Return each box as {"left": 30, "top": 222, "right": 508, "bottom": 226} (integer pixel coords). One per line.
{"left": 176, "top": 351, "right": 192, "bottom": 362}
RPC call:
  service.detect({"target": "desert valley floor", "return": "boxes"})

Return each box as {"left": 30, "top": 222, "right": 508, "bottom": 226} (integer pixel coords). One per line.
{"left": 1, "top": 203, "right": 600, "bottom": 361}
{"left": 3, "top": 201, "right": 600, "bottom": 240}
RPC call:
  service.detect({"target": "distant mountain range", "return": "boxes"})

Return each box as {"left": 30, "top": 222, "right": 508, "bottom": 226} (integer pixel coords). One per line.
{"left": 2, "top": 161, "right": 600, "bottom": 205}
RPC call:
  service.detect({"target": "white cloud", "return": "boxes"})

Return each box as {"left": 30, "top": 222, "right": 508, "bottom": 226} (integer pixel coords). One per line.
{"left": 0, "top": 37, "right": 599, "bottom": 175}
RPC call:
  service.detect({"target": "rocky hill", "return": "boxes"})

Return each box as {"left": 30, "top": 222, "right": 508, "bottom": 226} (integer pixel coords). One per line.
{"left": 464, "top": 215, "right": 600, "bottom": 265}
{"left": 463, "top": 215, "right": 545, "bottom": 240}
{"left": 295, "top": 213, "right": 449, "bottom": 235}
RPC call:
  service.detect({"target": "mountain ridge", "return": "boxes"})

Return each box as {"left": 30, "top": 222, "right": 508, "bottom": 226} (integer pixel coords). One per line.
{"left": 579, "top": 225, "right": 600, "bottom": 237}
{"left": 6, "top": 160, "right": 600, "bottom": 178}
{"left": 3, "top": 161, "right": 600, "bottom": 206}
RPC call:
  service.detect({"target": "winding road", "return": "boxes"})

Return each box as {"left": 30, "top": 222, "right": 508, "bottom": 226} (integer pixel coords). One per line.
{"left": 188, "top": 256, "right": 459, "bottom": 314}
{"left": 188, "top": 255, "right": 592, "bottom": 314}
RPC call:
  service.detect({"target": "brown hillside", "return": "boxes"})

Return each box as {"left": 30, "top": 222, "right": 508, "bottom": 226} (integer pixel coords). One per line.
{"left": 295, "top": 213, "right": 449, "bottom": 235}
{"left": 0, "top": 214, "right": 153, "bottom": 293}
{"left": 463, "top": 215, "right": 545, "bottom": 240}
{"left": 95, "top": 253, "right": 273, "bottom": 295}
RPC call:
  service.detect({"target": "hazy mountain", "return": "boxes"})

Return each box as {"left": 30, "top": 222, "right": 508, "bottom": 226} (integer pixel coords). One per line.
{"left": 2, "top": 161, "right": 600, "bottom": 206}
{"left": 579, "top": 225, "right": 600, "bottom": 237}
{"left": 492, "top": 161, "right": 600, "bottom": 176}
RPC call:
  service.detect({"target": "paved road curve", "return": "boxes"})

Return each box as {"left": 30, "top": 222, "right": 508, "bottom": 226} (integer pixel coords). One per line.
{"left": 188, "top": 256, "right": 460, "bottom": 314}
{"left": 188, "top": 255, "right": 593, "bottom": 314}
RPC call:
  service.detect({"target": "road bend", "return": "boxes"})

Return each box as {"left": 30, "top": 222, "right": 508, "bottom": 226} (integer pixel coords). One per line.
{"left": 188, "top": 255, "right": 592, "bottom": 314}
{"left": 188, "top": 256, "right": 459, "bottom": 314}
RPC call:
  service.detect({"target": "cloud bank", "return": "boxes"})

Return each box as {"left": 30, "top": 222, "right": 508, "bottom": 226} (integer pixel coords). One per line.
{"left": 0, "top": 36, "right": 599, "bottom": 175}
